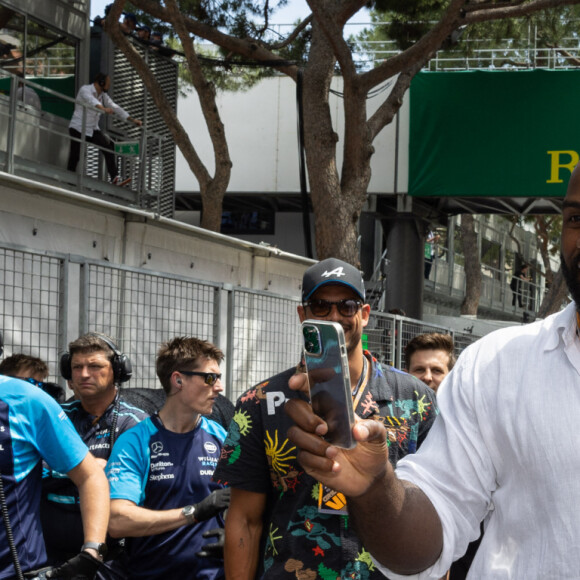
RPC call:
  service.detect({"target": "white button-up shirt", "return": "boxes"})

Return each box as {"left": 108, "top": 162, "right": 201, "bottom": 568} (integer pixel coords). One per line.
{"left": 377, "top": 302, "right": 580, "bottom": 579}
{"left": 69, "top": 83, "right": 129, "bottom": 136}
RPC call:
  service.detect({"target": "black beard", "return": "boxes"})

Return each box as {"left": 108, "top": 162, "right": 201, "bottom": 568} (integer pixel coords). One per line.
{"left": 560, "top": 252, "right": 580, "bottom": 309}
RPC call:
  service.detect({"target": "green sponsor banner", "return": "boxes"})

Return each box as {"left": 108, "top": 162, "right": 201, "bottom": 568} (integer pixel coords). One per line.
{"left": 409, "top": 70, "right": 580, "bottom": 198}
{"left": 0, "top": 75, "right": 75, "bottom": 119}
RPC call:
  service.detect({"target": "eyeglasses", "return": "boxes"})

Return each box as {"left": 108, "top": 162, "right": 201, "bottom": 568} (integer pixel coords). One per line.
{"left": 177, "top": 371, "right": 222, "bottom": 386}
{"left": 303, "top": 298, "right": 363, "bottom": 318}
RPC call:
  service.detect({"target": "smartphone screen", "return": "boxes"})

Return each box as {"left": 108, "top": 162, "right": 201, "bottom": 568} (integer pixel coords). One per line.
{"left": 302, "top": 320, "right": 356, "bottom": 449}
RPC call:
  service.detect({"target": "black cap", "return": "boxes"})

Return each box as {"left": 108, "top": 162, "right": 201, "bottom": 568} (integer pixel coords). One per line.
{"left": 124, "top": 12, "right": 137, "bottom": 23}
{"left": 302, "top": 258, "right": 365, "bottom": 302}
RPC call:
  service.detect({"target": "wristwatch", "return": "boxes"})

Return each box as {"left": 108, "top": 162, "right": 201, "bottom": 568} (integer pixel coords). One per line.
{"left": 182, "top": 504, "right": 197, "bottom": 525}
{"left": 82, "top": 541, "right": 108, "bottom": 559}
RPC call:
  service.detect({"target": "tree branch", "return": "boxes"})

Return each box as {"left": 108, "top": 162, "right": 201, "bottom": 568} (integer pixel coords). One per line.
{"left": 463, "top": 0, "right": 580, "bottom": 23}
{"left": 105, "top": 0, "right": 211, "bottom": 185}
{"left": 164, "top": 0, "right": 231, "bottom": 191}
{"left": 359, "top": 0, "right": 468, "bottom": 93}
{"left": 305, "top": 0, "right": 367, "bottom": 83}
{"left": 268, "top": 15, "right": 313, "bottom": 50}
{"left": 130, "top": 0, "right": 299, "bottom": 80}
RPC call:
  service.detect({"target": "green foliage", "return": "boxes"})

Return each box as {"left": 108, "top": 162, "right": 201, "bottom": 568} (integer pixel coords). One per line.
{"left": 357, "top": 2, "right": 580, "bottom": 69}
{"left": 368, "top": 0, "right": 449, "bottom": 50}
{"left": 129, "top": 1, "right": 309, "bottom": 94}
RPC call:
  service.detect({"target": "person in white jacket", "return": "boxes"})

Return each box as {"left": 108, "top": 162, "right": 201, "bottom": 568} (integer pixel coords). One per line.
{"left": 67, "top": 72, "right": 142, "bottom": 185}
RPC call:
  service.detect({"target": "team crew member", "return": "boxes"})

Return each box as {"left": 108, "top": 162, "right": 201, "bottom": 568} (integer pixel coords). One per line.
{"left": 0, "top": 334, "right": 109, "bottom": 579}
{"left": 41, "top": 333, "right": 148, "bottom": 577}
{"left": 213, "top": 259, "right": 437, "bottom": 580}
{"left": 106, "top": 337, "right": 230, "bottom": 580}
{"left": 67, "top": 72, "right": 142, "bottom": 185}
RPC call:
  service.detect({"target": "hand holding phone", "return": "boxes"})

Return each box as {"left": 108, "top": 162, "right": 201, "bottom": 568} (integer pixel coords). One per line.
{"left": 302, "top": 320, "right": 356, "bottom": 449}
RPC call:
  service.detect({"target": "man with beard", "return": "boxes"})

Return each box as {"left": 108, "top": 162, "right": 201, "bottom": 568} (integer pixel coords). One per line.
{"left": 213, "top": 258, "right": 437, "bottom": 580}
{"left": 284, "top": 168, "right": 580, "bottom": 579}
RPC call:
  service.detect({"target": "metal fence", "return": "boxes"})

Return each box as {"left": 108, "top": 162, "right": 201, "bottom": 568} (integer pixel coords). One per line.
{"left": 0, "top": 242, "right": 483, "bottom": 402}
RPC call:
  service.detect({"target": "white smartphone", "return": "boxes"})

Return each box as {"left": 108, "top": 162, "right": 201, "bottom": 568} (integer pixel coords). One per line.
{"left": 302, "top": 320, "right": 356, "bottom": 449}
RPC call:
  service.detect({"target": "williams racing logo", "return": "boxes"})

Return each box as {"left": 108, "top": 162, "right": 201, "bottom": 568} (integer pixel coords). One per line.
{"left": 204, "top": 441, "right": 218, "bottom": 455}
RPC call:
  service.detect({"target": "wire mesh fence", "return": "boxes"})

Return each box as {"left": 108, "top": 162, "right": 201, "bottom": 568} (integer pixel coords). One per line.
{"left": 0, "top": 245, "right": 65, "bottom": 376}
{"left": 0, "top": 243, "right": 484, "bottom": 399}
{"left": 227, "top": 288, "right": 302, "bottom": 402}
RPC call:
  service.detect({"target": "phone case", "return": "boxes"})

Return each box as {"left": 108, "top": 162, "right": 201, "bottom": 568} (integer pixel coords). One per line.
{"left": 302, "top": 320, "right": 356, "bottom": 449}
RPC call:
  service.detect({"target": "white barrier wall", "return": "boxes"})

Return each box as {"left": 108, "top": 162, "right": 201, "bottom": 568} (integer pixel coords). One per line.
{"left": 175, "top": 75, "right": 410, "bottom": 195}
{"left": 0, "top": 173, "right": 312, "bottom": 296}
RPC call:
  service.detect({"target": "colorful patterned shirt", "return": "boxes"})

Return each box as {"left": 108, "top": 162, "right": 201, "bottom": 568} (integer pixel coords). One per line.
{"left": 213, "top": 353, "right": 438, "bottom": 579}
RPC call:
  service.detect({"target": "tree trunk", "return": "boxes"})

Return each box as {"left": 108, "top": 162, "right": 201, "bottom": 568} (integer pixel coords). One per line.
{"left": 460, "top": 214, "right": 482, "bottom": 315}
{"left": 106, "top": 0, "right": 231, "bottom": 232}
{"left": 301, "top": 18, "right": 371, "bottom": 266}
{"left": 533, "top": 216, "right": 552, "bottom": 284}
{"left": 537, "top": 267, "right": 570, "bottom": 318}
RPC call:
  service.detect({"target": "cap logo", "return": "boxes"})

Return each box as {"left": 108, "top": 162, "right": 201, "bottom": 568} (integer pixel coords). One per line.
{"left": 321, "top": 267, "right": 346, "bottom": 278}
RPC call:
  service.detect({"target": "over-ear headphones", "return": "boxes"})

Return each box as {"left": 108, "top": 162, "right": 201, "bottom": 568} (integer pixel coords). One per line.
{"left": 95, "top": 72, "right": 108, "bottom": 88}
{"left": 60, "top": 333, "right": 132, "bottom": 384}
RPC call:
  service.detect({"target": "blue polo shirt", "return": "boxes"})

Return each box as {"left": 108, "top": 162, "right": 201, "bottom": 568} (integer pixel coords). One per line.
{"left": 0, "top": 375, "right": 88, "bottom": 578}
{"left": 106, "top": 414, "right": 226, "bottom": 579}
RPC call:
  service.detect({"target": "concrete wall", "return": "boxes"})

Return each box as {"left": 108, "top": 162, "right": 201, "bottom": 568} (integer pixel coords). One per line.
{"left": 0, "top": 172, "right": 313, "bottom": 297}
{"left": 175, "top": 75, "right": 410, "bottom": 195}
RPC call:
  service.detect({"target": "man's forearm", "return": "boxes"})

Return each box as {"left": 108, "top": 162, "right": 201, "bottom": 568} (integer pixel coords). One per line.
{"left": 224, "top": 517, "right": 262, "bottom": 580}
{"left": 349, "top": 474, "right": 443, "bottom": 575}
{"left": 72, "top": 457, "right": 110, "bottom": 544}
{"left": 109, "top": 500, "right": 189, "bottom": 538}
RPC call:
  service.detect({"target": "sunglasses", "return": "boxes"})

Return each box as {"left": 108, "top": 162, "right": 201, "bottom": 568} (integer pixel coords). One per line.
{"left": 178, "top": 370, "right": 222, "bottom": 386}
{"left": 303, "top": 298, "right": 363, "bottom": 318}
{"left": 23, "top": 377, "right": 45, "bottom": 388}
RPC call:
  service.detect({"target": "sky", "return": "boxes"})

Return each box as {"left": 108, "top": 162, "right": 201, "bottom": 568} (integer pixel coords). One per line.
{"left": 90, "top": 0, "right": 370, "bottom": 32}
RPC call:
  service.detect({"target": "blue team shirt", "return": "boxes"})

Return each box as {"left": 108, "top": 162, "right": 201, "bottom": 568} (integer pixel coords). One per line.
{"left": 106, "top": 414, "right": 227, "bottom": 579}
{"left": 0, "top": 376, "right": 88, "bottom": 578}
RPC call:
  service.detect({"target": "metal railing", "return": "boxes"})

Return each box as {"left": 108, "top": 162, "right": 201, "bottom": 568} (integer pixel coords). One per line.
{"left": 0, "top": 241, "right": 484, "bottom": 402}
{"left": 426, "top": 248, "right": 544, "bottom": 316}
{"left": 0, "top": 71, "right": 166, "bottom": 209}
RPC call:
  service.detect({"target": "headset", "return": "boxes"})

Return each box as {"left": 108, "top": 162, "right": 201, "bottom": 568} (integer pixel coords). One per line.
{"left": 60, "top": 333, "right": 132, "bottom": 383}
{"left": 94, "top": 72, "right": 108, "bottom": 88}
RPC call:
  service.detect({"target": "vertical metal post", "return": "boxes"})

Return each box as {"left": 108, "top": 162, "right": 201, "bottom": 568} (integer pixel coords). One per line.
{"left": 138, "top": 126, "right": 147, "bottom": 204}
{"left": 500, "top": 229, "right": 507, "bottom": 310}
{"left": 117, "top": 265, "right": 127, "bottom": 346}
{"left": 58, "top": 257, "right": 70, "bottom": 388}
{"left": 226, "top": 288, "right": 235, "bottom": 401}
{"left": 213, "top": 286, "right": 221, "bottom": 346}
{"left": 78, "top": 106, "right": 88, "bottom": 190}
{"left": 395, "top": 318, "right": 403, "bottom": 369}
{"left": 79, "top": 262, "right": 89, "bottom": 334}
{"left": 448, "top": 217, "right": 455, "bottom": 296}
{"left": 6, "top": 75, "right": 18, "bottom": 174}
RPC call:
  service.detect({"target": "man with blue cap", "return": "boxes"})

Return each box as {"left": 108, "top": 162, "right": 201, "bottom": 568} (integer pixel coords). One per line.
{"left": 213, "top": 258, "right": 437, "bottom": 580}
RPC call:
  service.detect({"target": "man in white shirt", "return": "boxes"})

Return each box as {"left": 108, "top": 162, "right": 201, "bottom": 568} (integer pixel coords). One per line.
{"left": 67, "top": 72, "right": 142, "bottom": 185}
{"left": 285, "top": 162, "right": 580, "bottom": 579}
